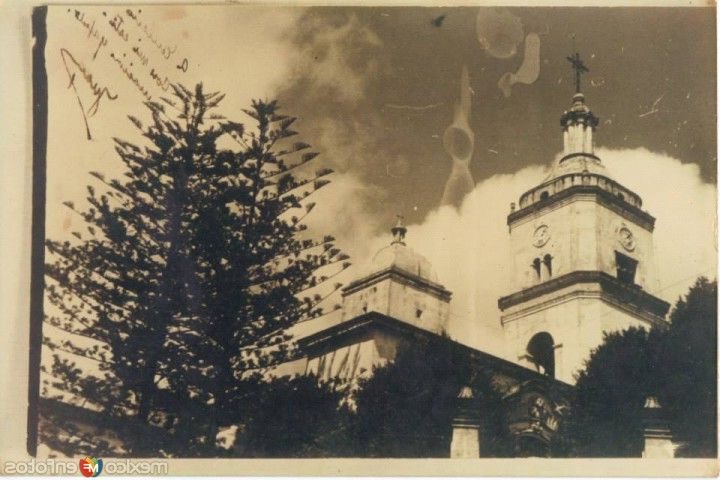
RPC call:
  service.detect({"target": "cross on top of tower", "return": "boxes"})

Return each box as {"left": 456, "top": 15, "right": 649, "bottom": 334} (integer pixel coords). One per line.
{"left": 566, "top": 52, "right": 589, "bottom": 94}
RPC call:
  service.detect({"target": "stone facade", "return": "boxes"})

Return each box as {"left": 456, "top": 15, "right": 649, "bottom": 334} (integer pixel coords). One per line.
{"left": 298, "top": 71, "right": 674, "bottom": 455}
{"left": 499, "top": 90, "right": 669, "bottom": 384}
{"left": 341, "top": 267, "right": 452, "bottom": 335}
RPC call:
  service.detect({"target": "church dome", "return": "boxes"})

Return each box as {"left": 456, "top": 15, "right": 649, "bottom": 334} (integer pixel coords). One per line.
{"left": 371, "top": 243, "right": 438, "bottom": 282}
{"left": 542, "top": 152, "right": 609, "bottom": 183}
{"left": 368, "top": 218, "right": 438, "bottom": 283}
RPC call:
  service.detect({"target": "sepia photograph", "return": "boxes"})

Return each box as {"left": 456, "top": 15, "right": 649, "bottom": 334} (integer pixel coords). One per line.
{"left": 10, "top": 0, "right": 718, "bottom": 474}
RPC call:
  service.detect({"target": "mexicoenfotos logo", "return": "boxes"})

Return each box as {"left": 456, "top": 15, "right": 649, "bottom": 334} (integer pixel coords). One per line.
{"left": 79, "top": 457, "right": 104, "bottom": 477}
{"left": 3, "top": 458, "right": 167, "bottom": 475}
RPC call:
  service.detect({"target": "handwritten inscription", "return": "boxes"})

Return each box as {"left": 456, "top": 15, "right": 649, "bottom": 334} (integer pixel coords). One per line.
{"left": 69, "top": 9, "right": 109, "bottom": 60}
{"left": 61, "top": 7, "right": 193, "bottom": 140}
{"left": 149, "top": 68, "right": 171, "bottom": 92}
{"left": 110, "top": 52, "right": 152, "bottom": 101}
{"left": 60, "top": 48, "right": 118, "bottom": 139}
{"left": 131, "top": 44, "right": 149, "bottom": 67}
{"left": 126, "top": 9, "right": 178, "bottom": 61}
{"left": 108, "top": 14, "right": 130, "bottom": 42}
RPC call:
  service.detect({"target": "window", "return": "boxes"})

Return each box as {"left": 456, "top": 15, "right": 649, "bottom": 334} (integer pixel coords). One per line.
{"left": 527, "top": 332, "right": 555, "bottom": 377}
{"left": 540, "top": 191, "right": 550, "bottom": 201}
{"left": 615, "top": 251, "right": 638, "bottom": 284}
{"left": 532, "top": 258, "right": 542, "bottom": 279}
{"left": 543, "top": 254, "right": 553, "bottom": 278}
{"left": 415, "top": 309, "right": 423, "bottom": 319}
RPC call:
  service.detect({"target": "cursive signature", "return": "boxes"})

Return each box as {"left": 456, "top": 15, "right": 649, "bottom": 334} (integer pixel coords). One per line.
{"left": 60, "top": 48, "right": 118, "bottom": 140}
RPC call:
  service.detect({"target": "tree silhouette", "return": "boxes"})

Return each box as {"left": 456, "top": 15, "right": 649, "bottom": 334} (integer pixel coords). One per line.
{"left": 570, "top": 327, "right": 663, "bottom": 457}
{"left": 661, "top": 277, "right": 717, "bottom": 457}
{"left": 569, "top": 278, "right": 717, "bottom": 457}
{"left": 348, "top": 337, "right": 509, "bottom": 457}
{"left": 41, "top": 84, "right": 350, "bottom": 456}
{"left": 232, "top": 375, "right": 350, "bottom": 457}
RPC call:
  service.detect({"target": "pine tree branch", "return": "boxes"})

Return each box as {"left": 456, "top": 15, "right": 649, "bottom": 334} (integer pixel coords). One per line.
{"left": 44, "top": 318, "right": 109, "bottom": 345}
{"left": 294, "top": 264, "right": 347, "bottom": 296}
{"left": 266, "top": 237, "right": 335, "bottom": 264}
{"left": 259, "top": 152, "right": 320, "bottom": 180}
{"left": 44, "top": 340, "right": 114, "bottom": 368}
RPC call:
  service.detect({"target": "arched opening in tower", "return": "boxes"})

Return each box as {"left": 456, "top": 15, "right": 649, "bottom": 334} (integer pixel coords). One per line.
{"left": 526, "top": 332, "right": 555, "bottom": 377}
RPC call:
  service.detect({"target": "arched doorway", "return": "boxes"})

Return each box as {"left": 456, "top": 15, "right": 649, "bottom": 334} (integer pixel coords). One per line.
{"left": 527, "top": 332, "right": 555, "bottom": 377}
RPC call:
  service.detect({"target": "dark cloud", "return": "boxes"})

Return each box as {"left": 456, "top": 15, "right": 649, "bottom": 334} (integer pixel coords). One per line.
{"left": 274, "top": 7, "right": 716, "bottom": 232}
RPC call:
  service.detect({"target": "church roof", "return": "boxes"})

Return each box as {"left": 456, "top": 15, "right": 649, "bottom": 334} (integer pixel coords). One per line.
{"left": 298, "top": 311, "right": 574, "bottom": 389}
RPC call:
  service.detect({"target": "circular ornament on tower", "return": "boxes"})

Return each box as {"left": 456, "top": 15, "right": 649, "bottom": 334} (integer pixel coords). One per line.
{"left": 618, "top": 226, "right": 636, "bottom": 252}
{"left": 533, "top": 224, "right": 550, "bottom": 248}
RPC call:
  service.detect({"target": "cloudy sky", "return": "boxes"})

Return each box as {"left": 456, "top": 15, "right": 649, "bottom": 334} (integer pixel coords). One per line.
{"left": 44, "top": 5, "right": 716, "bottom": 355}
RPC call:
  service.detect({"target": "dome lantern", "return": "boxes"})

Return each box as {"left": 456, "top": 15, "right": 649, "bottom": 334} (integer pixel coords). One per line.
{"left": 391, "top": 215, "right": 407, "bottom": 246}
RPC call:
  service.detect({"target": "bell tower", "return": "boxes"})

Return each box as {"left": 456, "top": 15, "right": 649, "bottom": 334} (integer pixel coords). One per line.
{"left": 498, "top": 53, "right": 670, "bottom": 384}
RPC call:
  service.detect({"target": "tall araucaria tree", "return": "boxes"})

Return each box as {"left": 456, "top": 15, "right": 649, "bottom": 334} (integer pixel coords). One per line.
{"left": 41, "top": 83, "right": 350, "bottom": 456}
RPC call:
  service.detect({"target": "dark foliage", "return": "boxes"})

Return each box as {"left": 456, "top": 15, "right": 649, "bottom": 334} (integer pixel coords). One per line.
{"left": 348, "top": 337, "right": 509, "bottom": 457}
{"left": 232, "top": 375, "right": 349, "bottom": 457}
{"left": 661, "top": 277, "right": 717, "bottom": 457}
{"left": 569, "top": 278, "right": 717, "bottom": 458}
{"left": 41, "top": 84, "right": 349, "bottom": 456}
{"left": 570, "top": 327, "right": 663, "bottom": 457}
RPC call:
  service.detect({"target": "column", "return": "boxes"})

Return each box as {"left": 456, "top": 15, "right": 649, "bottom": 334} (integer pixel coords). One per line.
{"left": 583, "top": 124, "right": 593, "bottom": 153}
{"left": 641, "top": 396, "right": 675, "bottom": 458}
{"left": 450, "top": 386, "right": 481, "bottom": 458}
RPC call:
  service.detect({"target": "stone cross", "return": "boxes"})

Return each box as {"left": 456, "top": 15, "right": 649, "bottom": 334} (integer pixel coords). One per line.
{"left": 566, "top": 52, "right": 589, "bottom": 94}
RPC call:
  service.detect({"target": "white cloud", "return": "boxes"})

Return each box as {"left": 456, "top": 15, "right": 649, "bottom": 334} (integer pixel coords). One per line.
{"left": 321, "top": 148, "right": 716, "bottom": 358}
{"left": 303, "top": 172, "right": 388, "bottom": 263}
{"left": 599, "top": 147, "right": 717, "bottom": 304}
{"left": 405, "top": 165, "right": 546, "bottom": 357}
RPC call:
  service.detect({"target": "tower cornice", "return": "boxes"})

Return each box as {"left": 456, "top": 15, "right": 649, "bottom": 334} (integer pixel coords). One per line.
{"left": 498, "top": 270, "right": 670, "bottom": 322}
{"left": 508, "top": 179, "right": 656, "bottom": 232}
{"left": 341, "top": 266, "right": 452, "bottom": 302}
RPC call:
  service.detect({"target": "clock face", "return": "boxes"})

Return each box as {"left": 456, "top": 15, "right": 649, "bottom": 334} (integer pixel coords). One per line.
{"left": 532, "top": 225, "right": 550, "bottom": 248}
{"left": 618, "top": 226, "right": 636, "bottom": 251}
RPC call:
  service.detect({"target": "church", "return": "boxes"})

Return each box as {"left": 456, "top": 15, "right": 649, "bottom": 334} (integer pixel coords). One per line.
{"left": 295, "top": 54, "right": 672, "bottom": 458}
{"left": 35, "top": 53, "right": 680, "bottom": 461}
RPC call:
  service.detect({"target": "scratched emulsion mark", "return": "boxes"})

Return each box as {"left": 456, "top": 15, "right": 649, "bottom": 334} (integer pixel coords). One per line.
{"left": 440, "top": 65, "right": 475, "bottom": 208}
{"left": 475, "top": 8, "right": 524, "bottom": 59}
{"left": 498, "top": 32, "right": 540, "bottom": 98}
{"left": 383, "top": 102, "right": 443, "bottom": 111}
